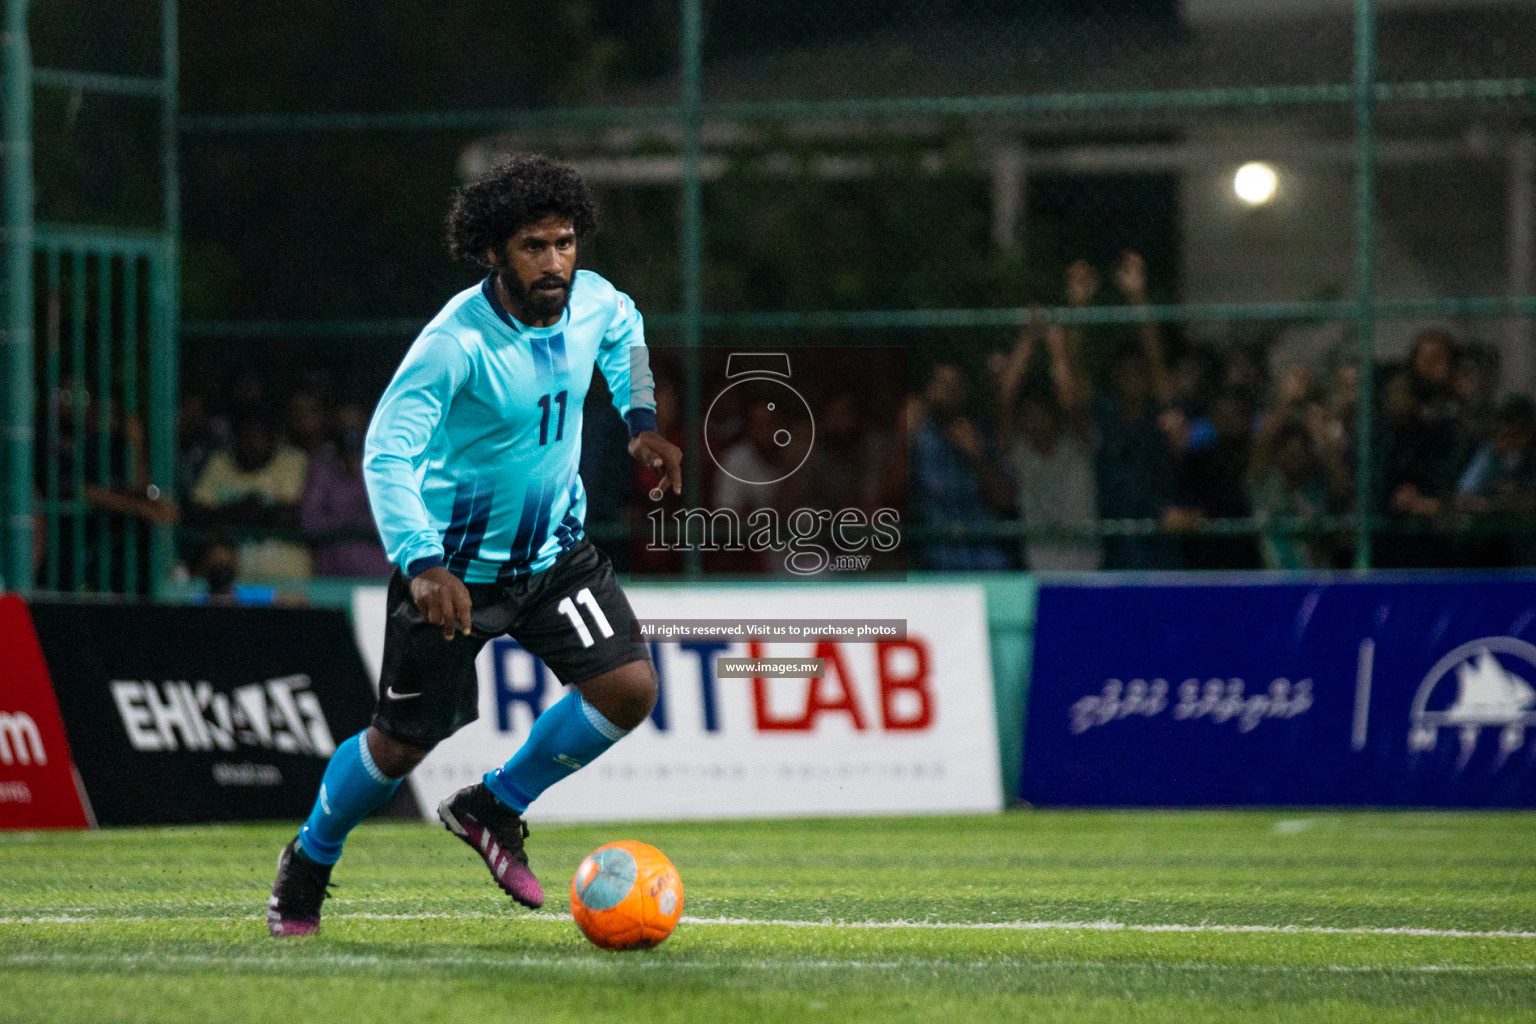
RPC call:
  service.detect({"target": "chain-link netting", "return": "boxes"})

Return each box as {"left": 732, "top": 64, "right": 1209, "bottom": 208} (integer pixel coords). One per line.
{"left": 12, "top": 1, "right": 176, "bottom": 594}
{"left": 14, "top": 0, "right": 1536, "bottom": 593}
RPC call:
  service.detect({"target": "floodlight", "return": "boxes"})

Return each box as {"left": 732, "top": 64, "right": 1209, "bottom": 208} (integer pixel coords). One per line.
{"left": 1234, "top": 162, "right": 1279, "bottom": 205}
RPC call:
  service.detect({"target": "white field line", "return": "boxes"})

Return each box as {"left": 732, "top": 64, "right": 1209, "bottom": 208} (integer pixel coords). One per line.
{"left": 678, "top": 917, "right": 1536, "bottom": 940}
{"left": 3, "top": 950, "right": 1535, "bottom": 975}
{"left": 1, "top": 910, "right": 1535, "bottom": 941}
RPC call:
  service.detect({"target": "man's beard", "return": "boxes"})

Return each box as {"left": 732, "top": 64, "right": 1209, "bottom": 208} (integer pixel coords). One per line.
{"left": 501, "top": 269, "right": 571, "bottom": 323}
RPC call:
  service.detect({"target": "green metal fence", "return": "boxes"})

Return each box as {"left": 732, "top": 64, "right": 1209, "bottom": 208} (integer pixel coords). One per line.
{"left": 4, "top": 0, "right": 1534, "bottom": 592}
{"left": 2, "top": 0, "right": 177, "bottom": 595}
{"left": 31, "top": 224, "right": 176, "bottom": 592}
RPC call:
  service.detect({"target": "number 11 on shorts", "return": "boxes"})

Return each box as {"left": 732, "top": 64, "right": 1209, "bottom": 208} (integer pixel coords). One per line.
{"left": 557, "top": 588, "right": 615, "bottom": 648}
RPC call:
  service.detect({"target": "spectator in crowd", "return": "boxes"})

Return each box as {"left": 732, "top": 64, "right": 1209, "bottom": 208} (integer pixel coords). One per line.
{"left": 1248, "top": 366, "right": 1352, "bottom": 570}
{"left": 1220, "top": 343, "right": 1268, "bottom": 413}
{"left": 1250, "top": 421, "right": 1342, "bottom": 570}
{"left": 1092, "top": 342, "right": 1184, "bottom": 570}
{"left": 1458, "top": 395, "right": 1536, "bottom": 510}
{"left": 227, "top": 369, "right": 266, "bottom": 422}
{"left": 710, "top": 398, "right": 793, "bottom": 572}
{"left": 772, "top": 390, "right": 900, "bottom": 573}
{"left": 1374, "top": 368, "right": 1432, "bottom": 566}
{"left": 1168, "top": 346, "right": 1217, "bottom": 422}
{"left": 1062, "top": 258, "right": 1107, "bottom": 388}
{"left": 783, "top": 391, "right": 889, "bottom": 516}
{"left": 1373, "top": 331, "right": 1473, "bottom": 567}
{"left": 909, "top": 363, "right": 1015, "bottom": 570}
{"left": 186, "top": 531, "right": 283, "bottom": 605}
{"left": 78, "top": 410, "right": 181, "bottom": 531}
{"left": 1320, "top": 360, "right": 1360, "bottom": 475}
{"left": 189, "top": 412, "right": 311, "bottom": 580}
{"left": 1176, "top": 391, "right": 1262, "bottom": 569}
{"left": 713, "top": 398, "right": 791, "bottom": 515}
{"left": 188, "top": 532, "right": 241, "bottom": 602}
{"left": 35, "top": 380, "right": 178, "bottom": 592}
{"left": 1062, "top": 250, "right": 1163, "bottom": 396}
{"left": 703, "top": 370, "right": 746, "bottom": 456}
{"left": 1403, "top": 329, "right": 1473, "bottom": 499}
{"left": 177, "top": 391, "right": 226, "bottom": 499}
{"left": 1036, "top": 250, "right": 1188, "bottom": 569}
{"left": 284, "top": 389, "right": 329, "bottom": 457}
{"left": 1455, "top": 342, "right": 1501, "bottom": 444}
{"left": 1456, "top": 395, "right": 1536, "bottom": 566}
{"left": 300, "top": 404, "right": 392, "bottom": 577}
{"left": 1409, "top": 329, "right": 1463, "bottom": 425}
{"left": 158, "top": 320, "right": 1533, "bottom": 580}
{"left": 998, "top": 320, "right": 1099, "bottom": 571}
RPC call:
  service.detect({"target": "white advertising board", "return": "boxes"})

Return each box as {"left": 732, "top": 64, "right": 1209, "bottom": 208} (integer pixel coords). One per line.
{"left": 351, "top": 583, "right": 1000, "bottom": 821}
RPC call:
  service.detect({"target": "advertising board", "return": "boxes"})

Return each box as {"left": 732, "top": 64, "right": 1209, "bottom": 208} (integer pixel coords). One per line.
{"left": 352, "top": 583, "right": 1001, "bottom": 821}
{"left": 28, "top": 603, "right": 388, "bottom": 825}
{"left": 1025, "top": 577, "right": 1536, "bottom": 806}
{"left": 0, "top": 596, "right": 93, "bottom": 829}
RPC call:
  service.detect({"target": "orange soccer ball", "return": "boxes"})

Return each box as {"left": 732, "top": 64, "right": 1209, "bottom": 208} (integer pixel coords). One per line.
{"left": 570, "top": 840, "right": 684, "bottom": 951}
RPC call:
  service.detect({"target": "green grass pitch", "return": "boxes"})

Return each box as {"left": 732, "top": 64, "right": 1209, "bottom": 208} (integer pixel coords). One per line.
{"left": 2, "top": 811, "right": 1534, "bottom": 1023}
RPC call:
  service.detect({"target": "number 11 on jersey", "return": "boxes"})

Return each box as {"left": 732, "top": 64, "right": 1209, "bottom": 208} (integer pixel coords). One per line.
{"left": 537, "top": 390, "right": 568, "bottom": 445}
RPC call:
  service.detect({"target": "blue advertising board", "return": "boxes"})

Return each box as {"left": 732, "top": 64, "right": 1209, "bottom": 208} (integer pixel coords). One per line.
{"left": 1023, "top": 576, "right": 1536, "bottom": 806}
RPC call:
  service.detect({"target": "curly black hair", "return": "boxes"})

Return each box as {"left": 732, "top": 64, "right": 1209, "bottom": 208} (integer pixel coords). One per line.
{"left": 446, "top": 154, "right": 598, "bottom": 267}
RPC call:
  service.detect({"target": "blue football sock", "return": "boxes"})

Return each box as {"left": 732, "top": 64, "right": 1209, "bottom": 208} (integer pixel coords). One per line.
{"left": 484, "top": 691, "right": 629, "bottom": 812}
{"left": 296, "top": 730, "right": 401, "bottom": 865}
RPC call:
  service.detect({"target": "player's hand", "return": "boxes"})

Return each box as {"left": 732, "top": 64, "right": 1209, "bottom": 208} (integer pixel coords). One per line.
{"left": 411, "top": 566, "right": 474, "bottom": 641}
{"left": 629, "top": 430, "right": 682, "bottom": 499}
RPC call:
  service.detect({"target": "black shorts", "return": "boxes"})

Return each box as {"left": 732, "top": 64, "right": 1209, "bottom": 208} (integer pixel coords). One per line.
{"left": 371, "top": 539, "right": 651, "bottom": 749}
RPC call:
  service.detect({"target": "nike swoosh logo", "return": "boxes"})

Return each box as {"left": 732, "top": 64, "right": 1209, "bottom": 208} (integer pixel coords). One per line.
{"left": 386, "top": 686, "right": 422, "bottom": 700}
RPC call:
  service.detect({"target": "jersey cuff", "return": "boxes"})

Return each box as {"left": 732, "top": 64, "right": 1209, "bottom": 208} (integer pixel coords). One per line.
{"left": 406, "top": 555, "right": 445, "bottom": 578}
{"left": 625, "top": 408, "right": 659, "bottom": 437}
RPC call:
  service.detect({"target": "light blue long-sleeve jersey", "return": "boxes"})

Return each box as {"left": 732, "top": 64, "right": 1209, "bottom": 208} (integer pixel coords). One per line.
{"left": 364, "top": 270, "right": 656, "bottom": 583}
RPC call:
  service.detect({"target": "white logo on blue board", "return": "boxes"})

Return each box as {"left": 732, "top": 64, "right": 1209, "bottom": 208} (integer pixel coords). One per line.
{"left": 1408, "top": 637, "right": 1536, "bottom": 764}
